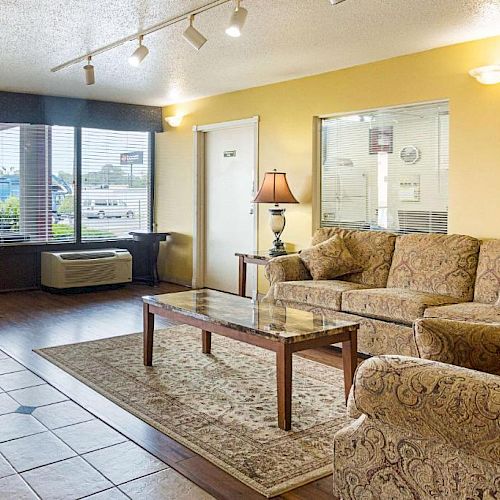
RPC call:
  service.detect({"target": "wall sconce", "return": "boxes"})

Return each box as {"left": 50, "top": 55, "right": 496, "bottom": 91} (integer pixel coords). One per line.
{"left": 165, "top": 115, "right": 184, "bottom": 127}
{"left": 469, "top": 65, "right": 500, "bottom": 85}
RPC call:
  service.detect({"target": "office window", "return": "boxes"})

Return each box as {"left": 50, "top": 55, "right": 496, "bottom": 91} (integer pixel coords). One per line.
{"left": 81, "top": 128, "right": 151, "bottom": 241}
{"left": 0, "top": 124, "right": 75, "bottom": 244}
{"left": 320, "top": 101, "right": 449, "bottom": 234}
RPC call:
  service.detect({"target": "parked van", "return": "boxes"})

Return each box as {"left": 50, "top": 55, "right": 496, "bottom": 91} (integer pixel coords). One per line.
{"left": 83, "top": 199, "right": 134, "bottom": 219}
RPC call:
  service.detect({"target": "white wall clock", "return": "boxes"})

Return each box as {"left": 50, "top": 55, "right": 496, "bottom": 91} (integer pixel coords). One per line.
{"left": 400, "top": 145, "right": 421, "bottom": 164}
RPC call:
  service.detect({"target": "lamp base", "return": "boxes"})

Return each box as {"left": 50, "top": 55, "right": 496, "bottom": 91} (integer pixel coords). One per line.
{"left": 269, "top": 244, "right": 287, "bottom": 257}
{"left": 268, "top": 207, "right": 287, "bottom": 257}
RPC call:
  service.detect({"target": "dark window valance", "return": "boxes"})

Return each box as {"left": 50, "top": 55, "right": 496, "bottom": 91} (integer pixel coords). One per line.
{"left": 0, "top": 91, "right": 162, "bottom": 132}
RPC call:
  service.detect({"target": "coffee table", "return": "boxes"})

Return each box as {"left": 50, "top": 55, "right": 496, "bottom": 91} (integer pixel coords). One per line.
{"left": 143, "top": 289, "right": 359, "bottom": 431}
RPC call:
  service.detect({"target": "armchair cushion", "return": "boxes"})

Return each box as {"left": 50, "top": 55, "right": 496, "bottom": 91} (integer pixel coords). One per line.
{"left": 349, "top": 355, "right": 500, "bottom": 465}
{"left": 264, "top": 254, "right": 310, "bottom": 285}
{"left": 342, "top": 287, "right": 460, "bottom": 325}
{"left": 387, "top": 233, "right": 480, "bottom": 301}
{"left": 299, "top": 235, "right": 361, "bottom": 280}
{"left": 274, "top": 280, "right": 370, "bottom": 311}
{"left": 424, "top": 301, "right": 500, "bottom": 323}
{"left": 414, "top": 318, "right": 500, "bottom": 375}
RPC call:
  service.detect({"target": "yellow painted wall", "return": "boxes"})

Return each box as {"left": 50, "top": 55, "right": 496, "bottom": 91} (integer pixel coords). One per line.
{"left": 156, "top": 35, "right": 500, "bottom": 286}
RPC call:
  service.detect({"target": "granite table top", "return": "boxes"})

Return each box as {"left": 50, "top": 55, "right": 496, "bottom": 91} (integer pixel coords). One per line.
{"left": 143, "top": 289, "right": 358, "bottom": 344}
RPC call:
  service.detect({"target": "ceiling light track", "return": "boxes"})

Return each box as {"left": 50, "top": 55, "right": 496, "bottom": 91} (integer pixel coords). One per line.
{"left": 51, "top": 0, "right": 233, "bottom": 74}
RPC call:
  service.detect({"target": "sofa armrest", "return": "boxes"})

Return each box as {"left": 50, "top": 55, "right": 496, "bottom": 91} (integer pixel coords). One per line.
{"left": 264, "top": 254, "right": 311, "bottom": 285}
{"left": 350, "top": 355, "right": 500, "bottom": 464}
{"left": 414, "top": 318, "right": 500, "bottom": 375}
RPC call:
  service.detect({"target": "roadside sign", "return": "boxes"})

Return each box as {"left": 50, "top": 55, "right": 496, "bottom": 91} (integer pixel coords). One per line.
{"left": 120, "top": 151, "right": 144, "bottom": 164}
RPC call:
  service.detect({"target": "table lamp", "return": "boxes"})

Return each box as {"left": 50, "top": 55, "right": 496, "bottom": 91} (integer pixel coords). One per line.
{"left": 253, "top": 169, "right": 299, "bottom": 256}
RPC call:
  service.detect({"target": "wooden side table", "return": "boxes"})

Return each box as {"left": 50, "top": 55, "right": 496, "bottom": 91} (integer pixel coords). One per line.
{"left": 235, "top": 252, "right": 271, "bottom": 297}
{"left": 235, "top": 251, "right": 296, "bottom": 297}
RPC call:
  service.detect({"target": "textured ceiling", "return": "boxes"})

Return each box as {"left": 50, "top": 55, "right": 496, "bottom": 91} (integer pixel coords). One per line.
{"left": 1, "top": 0, "right": 499, "bottom": 106}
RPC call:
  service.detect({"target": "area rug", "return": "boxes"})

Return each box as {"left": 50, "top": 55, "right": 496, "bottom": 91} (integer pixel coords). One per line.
{"left": 35, "top": 325, "right": 350, "bottom": 498}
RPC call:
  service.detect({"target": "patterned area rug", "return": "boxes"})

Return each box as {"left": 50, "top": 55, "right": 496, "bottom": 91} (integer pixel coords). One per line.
{"left": 35, "top": 325, "right": 350, "bottom": 498}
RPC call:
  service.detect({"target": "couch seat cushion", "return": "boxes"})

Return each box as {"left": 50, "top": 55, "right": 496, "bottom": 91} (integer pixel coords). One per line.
{"left": 342, "top": 288, "right": 460, "bottom": 325}
{"left": 424, "top": 302, "right": 500, "bottom": 323}
{"left": 274, "top": 280, "right": 370, "bottom": 311}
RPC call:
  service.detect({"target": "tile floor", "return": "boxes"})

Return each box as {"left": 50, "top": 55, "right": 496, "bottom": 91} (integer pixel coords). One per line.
{"left": 0, "top": 351, "right": 213, "bottom": 499}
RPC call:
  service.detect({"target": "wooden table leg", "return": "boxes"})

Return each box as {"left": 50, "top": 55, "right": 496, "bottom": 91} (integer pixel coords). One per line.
{"left": 238, "top": 255, "right": 247, "bottom": 297}
{"left": 276, "top": 343, "right": 292, "bottom": 430}
{"left": 143, "top": 303, "right": 154, "bottom": 366}
{"left": 341, "top": 329, "right": 358, "bottom": 402}
{"left": 202, "top": 330, "right": 211, "bottom": 354}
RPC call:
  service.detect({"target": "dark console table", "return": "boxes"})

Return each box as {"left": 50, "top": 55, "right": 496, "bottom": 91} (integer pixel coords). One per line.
{"left": 130, "top": 231, "right": 170, "bottom": 286}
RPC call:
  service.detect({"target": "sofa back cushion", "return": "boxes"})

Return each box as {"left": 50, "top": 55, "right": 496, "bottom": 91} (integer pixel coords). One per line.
{"left": 387, "top": 233, "right": 480, "bottom": 300}
{"left": 474, "top": 239, "right": 500, "bottom": 304}
{"left": 312, "top": 228, "right": 397, "bottom": 287}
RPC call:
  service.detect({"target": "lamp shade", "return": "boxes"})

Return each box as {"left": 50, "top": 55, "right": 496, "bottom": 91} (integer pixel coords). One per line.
{"left": 253, "top": 170, "right": 299, "bottom": 204}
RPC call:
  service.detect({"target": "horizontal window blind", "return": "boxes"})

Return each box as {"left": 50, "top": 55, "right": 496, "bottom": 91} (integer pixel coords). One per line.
{"left": 0, "top": 124, "right": 75, "bottom": 244}
{"left": 320, "top": 101, "right": 449, "bottom": 234}
{"left": 81, "top": 128, "right": 151, "bottom": 241}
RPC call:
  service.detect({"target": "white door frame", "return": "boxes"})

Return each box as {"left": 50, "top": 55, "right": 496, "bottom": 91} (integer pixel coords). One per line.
{"left": 192, "top": 116, "right": 259, "bottom": 290}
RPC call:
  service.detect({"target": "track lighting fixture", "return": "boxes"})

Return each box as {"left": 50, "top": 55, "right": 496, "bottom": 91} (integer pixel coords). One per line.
{"left": 129, "top": 36, "right": 149, "bottom": 67}
{"left": 183, "top": 15, "right": 208, "bottom": 50}
{"left": 225, "top": 0, "right": 247, "bottom": 38}
{"left": 83, "top": 57, "right": 95, "bottom": 86}
{"left": 52, "top": 0, "right": 257, "bottom": 84}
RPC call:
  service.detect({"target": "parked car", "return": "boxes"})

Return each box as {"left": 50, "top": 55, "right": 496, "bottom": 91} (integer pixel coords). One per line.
{"left": 83, "top": 199, "right": 134, "bottom": 219}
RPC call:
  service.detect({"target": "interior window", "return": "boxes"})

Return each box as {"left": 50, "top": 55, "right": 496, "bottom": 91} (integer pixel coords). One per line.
{"left": 320, "top": 101, "right": 449, "bottom": 233}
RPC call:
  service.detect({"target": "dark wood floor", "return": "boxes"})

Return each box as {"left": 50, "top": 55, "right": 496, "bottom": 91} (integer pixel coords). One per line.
{"left": 0, "top": 283, "right": 349, "bottom": 500}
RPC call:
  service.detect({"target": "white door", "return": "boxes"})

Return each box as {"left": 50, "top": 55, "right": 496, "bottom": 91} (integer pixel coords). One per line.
{"left": 204, "top": 125, "right": 257, "bottom": 295}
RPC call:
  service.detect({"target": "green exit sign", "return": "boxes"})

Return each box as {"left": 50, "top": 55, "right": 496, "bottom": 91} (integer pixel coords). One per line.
{"left": 223, "top": 150, "right": 236, "bottom": 158}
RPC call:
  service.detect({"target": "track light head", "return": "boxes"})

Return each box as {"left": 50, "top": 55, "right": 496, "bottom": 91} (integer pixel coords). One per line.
{"left": 226, "top": 0, "right": 247, "bottom": 38}
{"left": 183, "top": 15, "right": 207, "bottom": 51}
{"left": 83, "top": 57, "right": 95, "bottom": 85}
{"left": 129, "top": 36, "right": 149, "bottom": 67}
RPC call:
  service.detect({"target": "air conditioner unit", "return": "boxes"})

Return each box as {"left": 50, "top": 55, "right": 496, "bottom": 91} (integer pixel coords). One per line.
{"left": 41, "top": 249, "right": 132, "bottom": 289}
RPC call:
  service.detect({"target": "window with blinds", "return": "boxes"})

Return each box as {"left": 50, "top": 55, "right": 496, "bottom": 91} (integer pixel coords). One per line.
{"left": 320, "top": 101, "right": 449, "bottom": 234}
{"left": 81, "top": 128, "right": 151, "bottom": 241}
{"left": 0, "top": 124, "right": 75, "bottom": 244}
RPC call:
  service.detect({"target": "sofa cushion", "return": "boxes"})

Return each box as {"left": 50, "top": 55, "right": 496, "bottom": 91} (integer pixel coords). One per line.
{"left": 342, "top": 288, "right": 460, "bottom": 325}
{"left": 424, "top": 302, "right": 500, "bottom": 324}
{"left": 387, "top": 233, "right": 480, "bottom": 301}
{"left": 474, "top": 239, "right": 500, "bottom": 304}
{"left": 299, "top": 235, "right": 361, "bottom": 280}
{"left": 273, "top": 280, "right": 370, "bottom": 311}
{"left": 414, "top": 318, "right": 500, "bottom": 375}
{"left": 312, "top": 228, "right": 396, "bottom": 288}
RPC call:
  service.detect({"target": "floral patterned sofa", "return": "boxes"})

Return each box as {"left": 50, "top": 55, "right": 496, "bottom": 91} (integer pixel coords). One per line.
{"left": 265, "top": 228, "right": 500, "bottom": 357}
{"left": 332, "top": 318, "right": 500, "bottom": 499}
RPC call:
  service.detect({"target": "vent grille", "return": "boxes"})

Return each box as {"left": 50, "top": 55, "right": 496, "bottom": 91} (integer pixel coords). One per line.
{"left": 60, "top": 252, "right": 115, "bottom": 260}
{"left": 64, "top": 263, "right": 117, "bottom": 285}
{"left": 398, "top": 210, "right": 448, "bottom": 234}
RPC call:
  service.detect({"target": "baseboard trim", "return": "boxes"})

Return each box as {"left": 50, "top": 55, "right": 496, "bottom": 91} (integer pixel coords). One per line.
{"left": 160, "top": 278, "right": 192, "bottom": 288}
